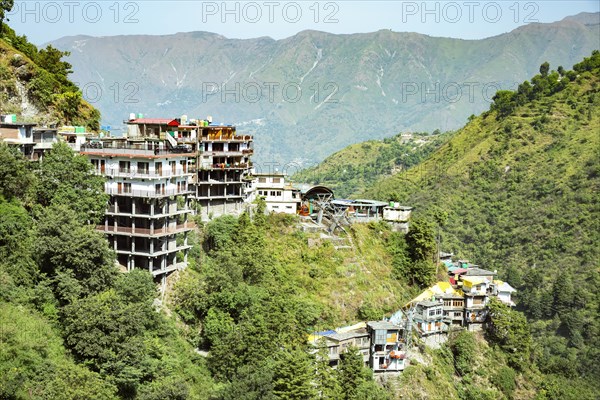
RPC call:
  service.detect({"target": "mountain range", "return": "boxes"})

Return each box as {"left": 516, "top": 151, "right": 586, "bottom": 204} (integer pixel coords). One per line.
{"left": 50, "top": 12, "right": 599, "bottom": 165}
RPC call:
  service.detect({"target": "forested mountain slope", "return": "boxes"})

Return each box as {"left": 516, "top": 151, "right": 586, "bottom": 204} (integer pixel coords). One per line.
{"left": 365, "top": 51, "right": 600, "bottom": 392}
{"left": 293, "top": 131, "right": 453, "bottom": 198}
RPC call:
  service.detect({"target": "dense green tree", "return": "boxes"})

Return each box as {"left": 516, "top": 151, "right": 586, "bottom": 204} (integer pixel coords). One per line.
{"left": 202, "top": 307, "right": 236, "bottom": 348}
{"left": 136, "top": 377, "right": 189, "bottom": 400}
{"left": 35, "top": 204, "right": 117, "bottom": 302}
{"left": 0, "top": 302, "right": 118, "bottom": 400}
{"left": 405, "top": 217, "right": 436, "bottom": 263}
{"left": 204, "top": 215, "right": 238, "bottom": 252}
{"left": 33, "top": 142, "right": 107, "bottom": 223}
{"left": 37, "top": 45, "right": 72, "bottom": 81}
{"left": 337, "top": 346, "right": 382, "bottom": 400}
{"left": 486, "top": 298, "right": 532, "bottom": 370}
{"left": 0, "top": 0, "right": 13, "bottom": 30}
{"left": 552, "top": 274, "right": 574, "bottom": 317}
{"left": 0, "top": 143, "right": 34, "bottom": 200}
{"left": 449, "top": 331, "right": 476, "bottom": 376}
{"left": 218, "top": 361, "right": 276, "bottom": 400}
{"left": 62, "top": 289, "right": 160, "bottom": 396}
{"left": 53, "top": 91, "right": 82, "bottom": 125}
{"left": 0, "top": 198, "right": 36, "bottom": 285}
{"left": 338, "top": 347, "right": 365, "bottom": 400}
{"left": 272, "top": 348, "right": 317, "bottom": 399}
{"left": 314, "top": 341, "right": 342, "bottom": 399}
{"left": 540, "top": 61, "right": 550, "bottom": 77}
{"left": 492, "top": 366, "right": 516, "bottom": 398}
{"left": 114, "top": 269, "right": 157, "bottom": 304}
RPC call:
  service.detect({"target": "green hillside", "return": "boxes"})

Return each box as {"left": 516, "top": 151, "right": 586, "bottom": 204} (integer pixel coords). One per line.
{"left": 293, "top": 131, "right": 453, "bottom": 198}
{"left": 364, "top": 52, "right": 600, "bottom": 391}
{"left": 0, "top": 25, "right": 100, "bottom": 129}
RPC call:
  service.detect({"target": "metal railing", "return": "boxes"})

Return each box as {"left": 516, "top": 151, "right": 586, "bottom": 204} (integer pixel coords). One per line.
{"left": 105, "top": 187, "right": 193, "bottom": 198}
{"left": 202, "top": 134, "right": 253, "bottom": 142}
{"left": 80, "top": 142, "right": 193, "bottom": 156}
{"left": 96, "top": 168, "right": 193, "bottom": 179}
{"left": 97, "top": 222, "right": 196, "bottom": 236}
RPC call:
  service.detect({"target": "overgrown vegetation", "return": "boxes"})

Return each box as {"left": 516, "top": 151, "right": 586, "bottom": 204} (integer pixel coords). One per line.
{"left": 0, "top": 142, "right": 214, "bottom": 399}
{"left": 293, "top": 131, "right": 453, "bottom": 198}
{"left": 362, "top": 51, "right": 600, "bottom": 397}
{"left": 0, "top": 21, "right": 100, "bottom": 129}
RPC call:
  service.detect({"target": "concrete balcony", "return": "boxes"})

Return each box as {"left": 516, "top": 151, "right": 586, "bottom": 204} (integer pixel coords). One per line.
{"left": 201, "top": 135, "right": 253, "bottom": 143}
{"left": 114, "top": 244, "right": 193, "bottom": 258}
{"left": 98, "top": 168, "right": 194, "bottom": 179}
{"left": 206, "top": 163, "right": 252, "bottom": 170}
{"left": 98, "top": 222, "right": 196, "bottom": 237}
{"left": 80, "top": 142, "right": 193, "bottom": 158}
{"left": 105, "top": 187, "right": 193, "bottom": 198}
{"left": 150, "top": 262, "right": 187, "bottom": 277}
{"left": 200, "top": 150, "right": 245, "bottom": 157}
{"left": 105, "top": 208, "right": 190, "bottom": 219}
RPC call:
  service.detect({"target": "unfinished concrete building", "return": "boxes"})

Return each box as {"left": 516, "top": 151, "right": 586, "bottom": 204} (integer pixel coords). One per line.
{"left": 80, "top": 118, "right": 196, "bottom": 283}
{"left": 195, "top": 125, "right": 254, "bottom": 219}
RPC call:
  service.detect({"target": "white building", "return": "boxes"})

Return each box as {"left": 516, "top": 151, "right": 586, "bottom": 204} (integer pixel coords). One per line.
{"left": 81, "top": 137, "right": 195, "bottom": 285}
{"left": 251, "top": 172, "right": 301, "bottom": 214}
{"left": 494, "top": 280, "right": 517, "bottom": 307}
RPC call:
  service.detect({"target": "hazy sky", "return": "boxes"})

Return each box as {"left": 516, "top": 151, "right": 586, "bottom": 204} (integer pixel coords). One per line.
{"left": 6, "top": 1, "right": 600, "bottom": 45}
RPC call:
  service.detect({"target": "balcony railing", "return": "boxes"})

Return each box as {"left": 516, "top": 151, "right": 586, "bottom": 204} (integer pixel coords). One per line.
{"left": 202, "top": 134, "right": 253, "bottom": 142}
{"left": 98, "top": 222, "right": 196, "bottom": 236}
{"left": 96, "top": 168, "right": 193, "bottom": 179}
{"left": 208, "top": 163, "right": 251, "bottom": 170}
{"left": 80, "top": 142, "right": 193, "bottom": 156}
{"left": 106, "top": 187, "right": 193, "bottom": 198}
{"left": 200, "top": 150, "right": 244, "bottom": 157}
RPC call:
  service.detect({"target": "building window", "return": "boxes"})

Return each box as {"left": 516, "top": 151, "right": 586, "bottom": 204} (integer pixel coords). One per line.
{"left": 258, "top": 177, "right": 266, "bottom": 183}
{"left": 123, "top": 183, "right": 131, "bottom": 193}
{"left": 286, "top": 206, "right": 292, "bottom": 209}
{"left": 273, "top": 205, "right": 279, "bottom": 209}
{"left": 272, "top": 177, "right": 281, "bottom": 183}
{"left": 276, "top": 191, "right": 281, "bottom": 196}
{"left": 119, "top": 161, "right": 130, "bottom": 173}
{"left": 270, "top": 191, "right": 276, "bottom": 196}
{"left": 138, "top": 162, "right": 149, "bottom": 175}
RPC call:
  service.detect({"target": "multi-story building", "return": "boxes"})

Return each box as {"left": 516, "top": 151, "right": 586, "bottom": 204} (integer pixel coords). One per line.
{"left": 195, "top": 124, "right": 254, "bottom": 219}
{"left": 412, "top": 301, "right": 445, "bottom": 336}
{"left": 80, "top": 127, "right": 195, "bottom": 285}
{"left": 319, "top": 328, "right": 371, "bottom": 368}
{"left": 366, "top": 321, "right": 407, "bottom": 372}
{"left": 251, "top": 172, "right": 301, "bottom": 214}
{"left": 0, "top": 120, "right": 64, "bottom": 161}
{"left": 436, "top": 292, "right": 465, "bottom": 327}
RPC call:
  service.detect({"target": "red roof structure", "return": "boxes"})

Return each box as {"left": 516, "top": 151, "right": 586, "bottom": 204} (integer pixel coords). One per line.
{"left": 129, "top": 118, "right": 179, "bottom": 126}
